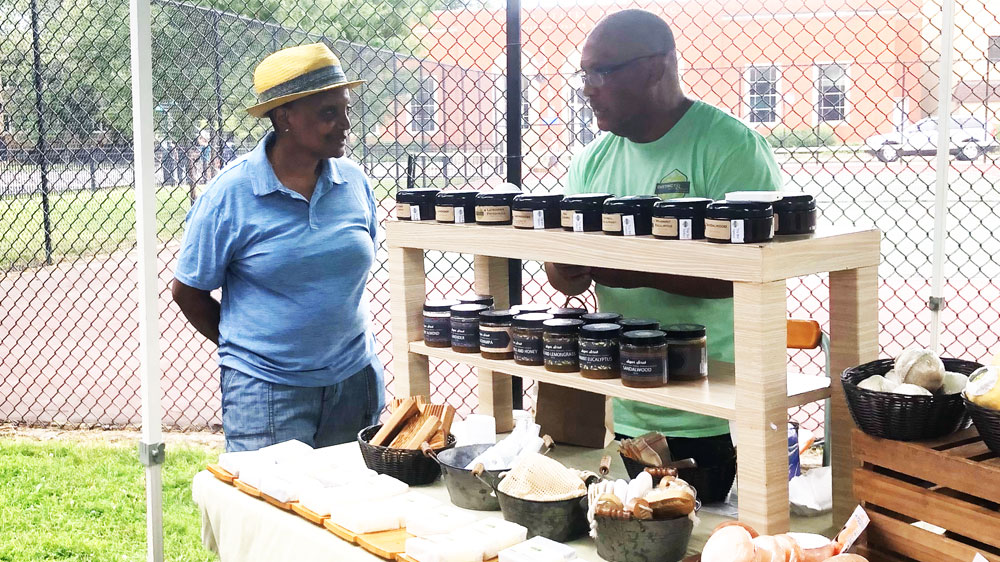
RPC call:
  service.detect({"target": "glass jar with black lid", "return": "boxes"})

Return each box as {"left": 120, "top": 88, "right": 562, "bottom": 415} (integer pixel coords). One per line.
{"left": 459, "top": 294, "right": 494, "bottom": 307}
{"left": 511, "top": 303, "right": 551, "bottom": 315}
{"left": 603, "top": 195, "right": 659, "bottom": 236}
{"left": 423, "top": 299, "right": 460, "bottom": 347}
{"left": 618, "top": 318, "right": 660, "bottom": 332}
{"left": 542, "top": 318, "right": 584, "bottom": 373}
{"left": 621, "top": 330, "right": 668, "bottom": 388}
{"left": 551, "top": 307, "right": 587, "bottom": 319}
{"left": 475, "top": 191, "right": 520, "bottom": 225}
{"left": 773, "top": 193, "right": 817, "bottom": 235}
{"left": 665, "top": 323, "right": 708, "bottom": 381}
{"left": 396, "top": 188, "right": 439, "bottom": 221}
{"left": 450, "top": 303, "right": 490, "bottom": 353}
{"left": 704, "top": 201, "right": 774, "bottom": 244}
{"left": 480, "top": 309, "right": 515, "bottom": 360}
{"left": 435, "top": 190, "right": 479, "bottom": 224}
{"left": 652, "top": 198, "right": 713, "bottom": 240}
{"left": 512, "top": 194, "right": 563, "bottom": 230}
{"left": 561, "top": 193, "right": 613, "bottom": 232}
{"left": 512, "top": 313, "right": 554, "bottom": 366}
{"left": 581, "top": 312, "right": 622, "bottom": 325}
{"left": 579, "top": 323, "right": 622, "bottom": 379}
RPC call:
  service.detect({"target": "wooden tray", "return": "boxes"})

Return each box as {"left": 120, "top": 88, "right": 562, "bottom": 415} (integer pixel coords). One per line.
{"left": 397, "top": 555, "right": 499, "bottom": 562}
{"left": 261, "top": 493, "right": 294, "bottom": 511}
{"left": 356, "top": 528, "right": 411, "bottom": 560}
{"left": 323, "top": 520, "right": 359, "bottom": 544}
{"left": 853, "top": 428, "right": 1000, "bottom": 562}
{"left": 290, "top": 502, "right": 328, "bottom": 526}
{"left": 233, "top": 479, "right": 262, "bottom": 498}
{"left": 206, "top": 464, "right": 235, "bottom": 484}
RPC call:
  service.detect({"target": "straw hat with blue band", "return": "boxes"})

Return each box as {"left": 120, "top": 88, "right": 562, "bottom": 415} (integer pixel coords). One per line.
{"left": 246, "top": 42, "right": 365, "bottom": 118}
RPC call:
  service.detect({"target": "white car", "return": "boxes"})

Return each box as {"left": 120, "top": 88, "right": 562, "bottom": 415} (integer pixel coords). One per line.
{"left": 865, "top": 115, "right": 999, "bottom": 162}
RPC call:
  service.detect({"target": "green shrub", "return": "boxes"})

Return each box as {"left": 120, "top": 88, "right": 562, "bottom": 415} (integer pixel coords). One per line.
{"left": 765, "top": 125, "right": 838, "bottom": 149}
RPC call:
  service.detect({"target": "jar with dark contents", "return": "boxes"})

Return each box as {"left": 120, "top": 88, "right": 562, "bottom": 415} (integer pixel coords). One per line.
{"left": 704, "top": 202, "right": 774, "bottom": 244}
{"left": 579, "top": 323, "right": 621, "bottom": 379}
{"left": 475, "top": 191, "right": 520, "bottom": 225}
{"left": 602, "top": 196, "right": 659, "bottom": 236}
{"left": 459, "top": 294, "right": 494, "bottom": 307}
{"left": 665, "top": 324, "right": 708, "bottom": 381}
{"left": 581, "top": 312, "right": 622, "bottom": 325}
{"left": 773, "top": 193, "right": 817, "bottom": 235}
{"left": 435, "top": 190, "right": 479, "bottom": 224}
{"left": 396, "top": 188, "right": 439, "bottom": 221}
{"left": 512, "top": 194, "right": 563, "bottom": 230}
{"left": 423, "top": 299, "right": 460, "bottom": 347}
{"left": 512, "top": 313, "right": 553, "bottom": 366}
{"left": 479, "top": 309, "right": 515, "bottom": 360}
{"left": 618, "top": 318, "right": 660, "bottom": 332}
{"left": 652, "top": 198, "right": 713, "bottom": 240}
{"left": 511, "top": 303, "right": 551, "bottom": 315}
{"left": 620, "top": 330, "right": 668, "bottom": 388}
{"left": 542, "top": 319, "right": 584, "bottom": 373}
{"left": 560, "top": 193, "right": 613, "bottom": 232}
{"left": 551, "top": 307, "right": 587, "bottom": 320}
{"left": 450, "top": 304, "right": 489, "bottom": 353}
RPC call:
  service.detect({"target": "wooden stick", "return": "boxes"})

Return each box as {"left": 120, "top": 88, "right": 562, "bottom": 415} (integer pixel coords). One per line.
{"left": 401, "top": 415, "right": 440, "bottom": 450}
{"left": 370, "top": 397, "right": 418, "bottom": 446}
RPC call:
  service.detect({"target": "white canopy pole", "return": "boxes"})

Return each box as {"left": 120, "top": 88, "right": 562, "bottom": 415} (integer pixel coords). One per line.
{"left": 928, "top": 0, "right": 958, "bottom": 353}
{"left": 129, "top": 0, "right": 165, "bottom": 558}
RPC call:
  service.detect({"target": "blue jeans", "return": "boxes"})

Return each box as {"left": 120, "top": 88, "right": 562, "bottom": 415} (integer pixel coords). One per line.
{"left": 220, "top": 360, "right": 385, "bottom": 452}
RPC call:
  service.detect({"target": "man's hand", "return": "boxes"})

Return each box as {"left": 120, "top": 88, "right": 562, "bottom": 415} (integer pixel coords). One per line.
{"left": 544, "top": 262, "right": 593, "bottom": 296}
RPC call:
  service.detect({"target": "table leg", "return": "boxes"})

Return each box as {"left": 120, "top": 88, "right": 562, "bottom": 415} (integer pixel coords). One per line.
{"left": 474, "top": 255, "right": 514, "bottom": 432}
{"left": 733, "top": 280, "right": 790, "bottom": 535}
{"left": 829, "top": 265, "right": 878, "bottom": 524}
{"left": 389, "top": 246, "right": 429, "bottom": 398}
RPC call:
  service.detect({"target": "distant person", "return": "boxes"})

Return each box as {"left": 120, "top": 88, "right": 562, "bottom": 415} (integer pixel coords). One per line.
{"left": 171, "top": 43, "right": 381, "bottom": 451}
{"left": 160, "top": 139, "right": 177, "bottom": 186}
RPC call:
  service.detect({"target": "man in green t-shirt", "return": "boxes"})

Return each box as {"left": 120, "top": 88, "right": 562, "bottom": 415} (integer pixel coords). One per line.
{"left": 545, "top": 9, "right": 782, "bottom": 497}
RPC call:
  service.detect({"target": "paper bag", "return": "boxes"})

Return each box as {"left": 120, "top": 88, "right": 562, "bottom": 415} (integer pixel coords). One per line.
{"left": 534, "top": 382, "right": 614, "bottom": 448}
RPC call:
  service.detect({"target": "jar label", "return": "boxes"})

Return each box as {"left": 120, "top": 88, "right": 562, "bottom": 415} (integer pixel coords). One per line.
{"left": 573, "top": 212, "right": 585, "bottom": 232}
{"left": 652, "top": 217, "right": 678, "bottom": 237}
{"left": 477, "top": 205, "right": 511, "bottom": 223}
{"left": 679, "top": 219, "right": 693, "bottom": 240}
{"left": 480, "top": 326, "right": 513, "bottom": 352}
{"left": 512, "top": 210, "right": 535, "bottom": 228}
{"left": 704, "top": 218, "right": 730, "bottom": 241}
{"left": 622, "top": 214, "right": 636, "bottom": 236}
{"left": 513, "top": 335, "right": 543, "bottom": 362}
{"left": 543, "top": 341, "right": 579, "bottom": 361}
{"left": 396, "top": 202, "right": 411, "bottom": 220}
{"left": 411, "top": 206, "right": 422, "bottom": 221}
{"left": 580, "top": 341, "right": 618, "bottom": 371}
{"left": 622, "top": 355, "right": 667, "bottom": 381}
{"left": 602, "top": 213, "right": 622, "bottom": 232}
{"left": 451, "top": 322, "right": 479, "bottom": 348}
{"left": 436, "top": 206, "right": 455, "bottom": 222}
{"left": 423, "top": 317, "right": 451, "bottom": 343}
{"left": 730, "top": 218, "right": 745, "bottom": 243}
{"left": 561, "top": 210, "right": 574, "bottom": 228}
{"left": 533, "top": 209, "right": 546, "bottom": 229}
{"left": 455, "top": 206, "right": 466, "bottom": 224}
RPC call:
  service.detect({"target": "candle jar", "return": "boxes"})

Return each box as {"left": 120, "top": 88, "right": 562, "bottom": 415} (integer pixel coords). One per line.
{"left": 512, "top": 313, "right": 553, "bottom": 366}
{"left": 479, "top": 309, "right": 515, "bottom": 360}
{"left": 511, "top": 303, "right": 551, "bottom": 315}
{"left": 773, "top": 193, "right": 817, "bottom": 235}
{"left": 550, "top": 307, "right": 587, "bottom": 320}
{"left": 450, "top": 303, "right": 490, "bottom": 353}
{"left": 512, "top": 194, "right": 563, "bottom": 230}
{"left": 560, "top": 193, "right": 613, "bottom": 232}
{"left": 542, "top": 319, "right": 584, "bottom": 373}
{"left": 621, "top": 330, "right": 668, "bottom": 388}
{"left": 423, "top": 299, "right": 460, "bottom": 347}
{"left": 459, "top": 294, "right": 494, "bottom": 307}
{"left": 665, "top": 324, "right": 708, "bottom": 381}
{"left": 435, "top": 190, "right": 479, "bottom": 224}
{"left": 396, "top": 188, "right": 439, "bottom": 221}
{"left": 581, "top": 312, "right": 622, "bottom": 325}
{"left": 618, "top": 318, "right": 660, "bottom": 332}
{"left": 652, "top": 198, "right": 713, "bottom": 240}
{"left": 704, "top": 201, "right": 774, "bottom": 244}
{"left": 602, "top": 196, "right": 658, "bottom": 236}
{"left": 579, "top": 323, "right": 622, "bottom": 380}
{"left": 475, "top": 191, "right": 519, "bottom": 225}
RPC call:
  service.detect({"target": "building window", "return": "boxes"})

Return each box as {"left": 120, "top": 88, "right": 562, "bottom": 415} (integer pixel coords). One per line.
{"left": 816, "top": 63, "right": 848, "bottom": 122}
{"left": 989, "top": 36, "right": 1000, "bottom": 62}
{"left": 409, "top": 75, "right": 437, "bottom": 134}
{"left": 746, "top": 65, "right": 780, "bottom": 124}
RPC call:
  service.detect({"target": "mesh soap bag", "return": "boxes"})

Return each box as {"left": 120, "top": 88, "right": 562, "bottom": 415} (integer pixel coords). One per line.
{"left": 497, "top": 453, "right": 588, "bottom": 501}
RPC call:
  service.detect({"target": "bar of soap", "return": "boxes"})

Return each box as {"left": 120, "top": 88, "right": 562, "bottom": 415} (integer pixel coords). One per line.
{"left": 258, "top": 439, "right": 314, "bottom": 464}
{"left": 406, "top": 506, "right": 478, "bottom": 537}
{"left": 466, "top": 518, "right": 528, "bottom": 558}
{"left": 298, "top": 485, "right": 337, "bottom": 517}
{"left": 394, "top": 492, "right": 442, "bottom": 521}
{"left": 499, "top": 536, "right": 577, "bottom": 562}
{"left": 258, "top": 472, "right": 299, "bottom": 503}
{"left": 329, "top": 498, "right": 403, "bottom": 534}
{"left": 237, "top": 462, "right": 276, "bottom": 491}
{"left": 218, "top": 451, "right": 272, "bottom": 478}
{"left": 405, "top": 535, "right": 486, "bottom": 562}
{"left": 306, "top": 465, "right": 377, "bottom": 488}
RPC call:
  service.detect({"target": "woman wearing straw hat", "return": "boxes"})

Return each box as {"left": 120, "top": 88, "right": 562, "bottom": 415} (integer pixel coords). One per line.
{"left": 171, "top": 43, "right": 384, "bottom": 452}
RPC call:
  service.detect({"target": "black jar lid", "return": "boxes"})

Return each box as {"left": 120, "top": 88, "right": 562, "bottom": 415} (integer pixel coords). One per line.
{"left": 451, "top": 303, "right": 490, "bottom": 318}
{"left": 543, "top": 318, "right": 585, "bottom": 334}
{"left": 551, "top": 307, "right": 587, "bottom": 319}
{"left": 653, "top": 198, "right": 714, "bottom": 216}
{"left": 581, "top": 312, "right": 623, "bottom": 324}
{"left": 459, "top": 294, "right": 494, "bottom": 306}
{"left": 512, "top": 193, "right": 564, "bottom": 210}
{"left": 604, "top": 195, "right": 660, "bottom": 213}
{"left": 476, "top": 191, "right": 520, "bottom": 205}
{"left": 397, "top": 188, "right": 439, "bottom": 204}
{"left": 513, "top": 312, "right": 555, "bottom": 328}
{"left": 581, "top": 323, "right": 622, "bottom": 340}
{"left": 773, "top": 193, "right": 816, "bottom": 212}
{"left": 618, "top": 318, "right": 660, "bottom": 332}
{"left": 436, "top": 190, "right": 480, "bottom": 205}
{"left": 622, "top": 329, "right": 667, "bottom": 346}
{"left": 511, "top": 303, "right": 551, "bottom": 314}
{"left": 561, "top": 193, "right": 614, "bottom": 212}
{"left": 424, "top": 299, "right": 461, "bottom": 313}
{"left": 705, "top": 201, "right": 773, "bottom": 220}
{"left": 480, "top": 309, "right": 516, "bottom": 322}
{"left": 665, "top": 323, "right": 707, "bottom": 339}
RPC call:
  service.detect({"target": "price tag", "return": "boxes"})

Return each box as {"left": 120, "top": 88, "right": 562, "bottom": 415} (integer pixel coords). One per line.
{"left": 573, "top": 212, "right": 584, "bottom": 232}
{"left": 455, "top": 207, "right": 465, "bottom": 224}
{"left": 731, "top": 218, "right": 745, "bottom": 243}
{"left": 622, "top": 214, "right": 636, "bottom": 236}
{"left": 533, "top": 209, "right": 545, "bottom": 229}
{"left": 411, "top": 206, "right": 421, "bottom": 221}
{"left": 973, "top": 554, "right": 988, "bottom": 562}
{"left": 679, "top": 219, "right": 693, "bottom": 240}
{"left": 835, "top": 505, "right": 870, "bottom": 554}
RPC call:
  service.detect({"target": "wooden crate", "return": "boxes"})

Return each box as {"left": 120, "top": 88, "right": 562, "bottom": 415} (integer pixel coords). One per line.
{"left": 852, "top": 428, "right": 1000, "bottom": 562}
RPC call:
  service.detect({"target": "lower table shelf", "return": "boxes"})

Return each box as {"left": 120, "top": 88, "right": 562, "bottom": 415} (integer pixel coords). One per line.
{"left": 409, "top": 341, "right": 830, "bottom": 420}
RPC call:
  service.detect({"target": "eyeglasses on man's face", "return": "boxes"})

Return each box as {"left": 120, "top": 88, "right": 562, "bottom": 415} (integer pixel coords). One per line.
{"left": 572, "top": 53, "right": 667, "bottom": 88}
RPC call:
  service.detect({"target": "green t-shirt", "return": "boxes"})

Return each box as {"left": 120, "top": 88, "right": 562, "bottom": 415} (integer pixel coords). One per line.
{"left": 566, "top": 100, "right": 782, "bottom": 438}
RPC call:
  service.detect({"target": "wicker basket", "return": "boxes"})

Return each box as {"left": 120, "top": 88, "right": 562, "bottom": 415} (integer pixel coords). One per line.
{"left": 842, "top": 358, "right": 981, "bottom": 441}
{"left": 963, "top": 396, "right": 1000, "bottom": 455}
{"left": 357, "top": 424, "right": 455, "bottom": 485}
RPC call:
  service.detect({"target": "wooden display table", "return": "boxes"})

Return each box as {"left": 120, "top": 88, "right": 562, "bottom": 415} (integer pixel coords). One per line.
{"left": 387, "top": 221, "right": 880, "bottom": 534}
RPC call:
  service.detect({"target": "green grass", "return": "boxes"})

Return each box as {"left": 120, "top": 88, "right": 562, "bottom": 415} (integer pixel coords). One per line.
{"left": 0, "top": 438, "right": 220, "bottom": 562}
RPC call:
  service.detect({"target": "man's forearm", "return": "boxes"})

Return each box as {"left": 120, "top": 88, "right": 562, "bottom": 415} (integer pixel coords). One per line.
{"left": 174, "top": 289, "right": 221, "bottom": 345}
{"left": 544, "top": 262, "right": 592, "bottom": 296}
{"left": 591, "top": 268, "right": 733, "bottom": 299}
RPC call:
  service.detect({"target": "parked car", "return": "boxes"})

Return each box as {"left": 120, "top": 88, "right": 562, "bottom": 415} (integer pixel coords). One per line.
{"left": 864, "top": 115, "right": 999, "bottom": 162}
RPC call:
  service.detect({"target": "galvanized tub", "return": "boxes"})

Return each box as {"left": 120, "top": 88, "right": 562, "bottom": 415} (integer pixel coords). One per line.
{"left": 594, "top": 515, "right": 694, "bottom": 562}
{"left": 475, "top": 466, "right": 593, "bottom": 542}
{"left": 424, "top": 443, "right": 503, "bottom": 511}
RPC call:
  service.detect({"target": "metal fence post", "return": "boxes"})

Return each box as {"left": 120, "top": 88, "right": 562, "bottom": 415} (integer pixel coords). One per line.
{"left": 31, "top": 0, "right": 53, "bottom": 265}
{"left": 506, "top": 0, "right": 523, "bottom": 410}
{"left": 90, "top": 147, "right": 98, "bottom": 191}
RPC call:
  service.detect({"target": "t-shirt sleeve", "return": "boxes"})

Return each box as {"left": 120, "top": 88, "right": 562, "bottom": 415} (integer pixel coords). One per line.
{"left": 706, "top": 132, "right": 783, "bottom": 199}
{"left": 173, "top": 193, "right": 237, "bottom": 291}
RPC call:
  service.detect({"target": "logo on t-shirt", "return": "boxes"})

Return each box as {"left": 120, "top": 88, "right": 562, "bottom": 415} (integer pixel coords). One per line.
{"left": 655, "top": 169, "right": 690, "bottom": 196}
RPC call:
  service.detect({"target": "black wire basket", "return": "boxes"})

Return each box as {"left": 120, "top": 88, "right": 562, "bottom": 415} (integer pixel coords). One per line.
{"left": 842, "top": 358, "right": 981, "bottom": 441}
{"left": 964, "top": 396, "right": 1000, "bottom": 455}
{"left": 357, "top": 424, "right": 456, "bottom": 485}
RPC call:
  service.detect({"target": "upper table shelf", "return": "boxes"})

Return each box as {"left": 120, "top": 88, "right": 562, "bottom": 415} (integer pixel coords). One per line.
{"left": 386, "top": 221, "right": 880, "bottom": 283}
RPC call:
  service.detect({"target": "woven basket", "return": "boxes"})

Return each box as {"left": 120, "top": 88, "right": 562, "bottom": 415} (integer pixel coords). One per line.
{"left": 963, "top": 396, "right": 1000, "bottom": 455}
{"left": 842, "top": 358, "right": 981, "bottom": 441}
{"left": 357, "top": 424, "right": 455, "bottom": 485}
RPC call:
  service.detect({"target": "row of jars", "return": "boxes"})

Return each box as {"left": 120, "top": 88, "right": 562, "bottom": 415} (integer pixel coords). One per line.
{"left": 423, "top": 298, "right": 708, "bottom": 388}
{"left": 396, "top": 188, "right": 816, "bottom": 244}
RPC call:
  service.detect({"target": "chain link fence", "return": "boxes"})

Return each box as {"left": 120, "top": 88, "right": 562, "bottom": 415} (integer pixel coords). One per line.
{"left": 2, "top": 0, "right": 998, "bottom": 436}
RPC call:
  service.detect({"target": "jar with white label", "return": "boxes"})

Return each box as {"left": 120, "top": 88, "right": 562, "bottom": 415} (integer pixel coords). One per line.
{"left": 435, "top": 190, "right": 479, "bottom": 224}
{"left": 396, "top": 188, "right": 439, "bottom": 221}
{"left": 620, "top": 330, "right": 668, "bottom": 388}
{"left": 512, "top": 193, "right": 563, "bottom": 230}
{"left": 602, "top": 196, "right": 658, "bottom": 236}
{"left": 423, "top": 299, "right": 460, "bottom": 347}
{"left": 704, "top": 201, "right": 774, "bottom": 244}
{"left": 652, "top": 198, "right": 713, "bottom": 240}
{"left": 773, "top": 193, "right": 817, "bottom": 235}
{"left": 665, "top": 324, "right": 708, "bottom": 381}
{"left": 560, "top": 193, "right": 613, "bottom": 232}
{"left": 475, "top": 191, "right": 519, "bottom": 225}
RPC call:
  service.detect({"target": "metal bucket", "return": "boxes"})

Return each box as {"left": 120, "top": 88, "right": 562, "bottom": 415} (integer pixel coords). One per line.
{"left": 594, "top": 515, "right": 694, "bottom": 562}
{"left": 495, "top": 489, "right": 590, "bottom": 542}
{"left": 426, "top": 444, "right": 503, "bottom": 511}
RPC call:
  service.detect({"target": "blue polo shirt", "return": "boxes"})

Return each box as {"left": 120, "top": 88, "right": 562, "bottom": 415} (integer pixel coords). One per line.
{"left": 174, "top": 133, "right": 378, "bottom": 387}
